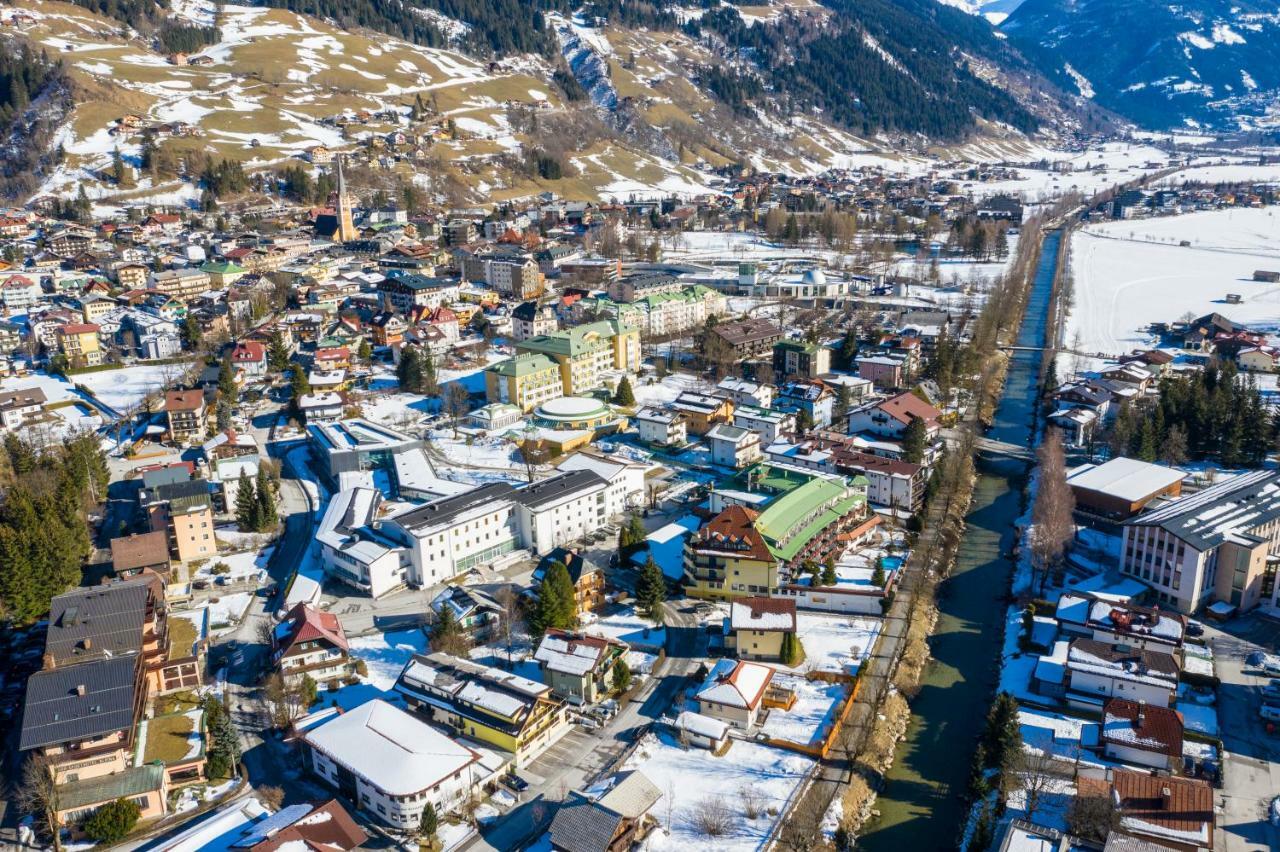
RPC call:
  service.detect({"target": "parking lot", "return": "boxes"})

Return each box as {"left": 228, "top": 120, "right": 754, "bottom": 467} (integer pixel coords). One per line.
{"left": 1207, "top": 614, "right": 1280, "bottom": 852}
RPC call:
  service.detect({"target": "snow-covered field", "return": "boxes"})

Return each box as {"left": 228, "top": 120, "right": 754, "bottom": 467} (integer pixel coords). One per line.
{"left": 1066, "top": 207, "right": 1280, "bottom": 354}
{"left": 622, "top": 732, "right": 814, "bottom": 851}
{"left": 580, "top": 607, "right": 666, "bottom": 650}
{"left": 758, "top": 674, "right": 846, "bottom": 747}
{"left": 792, "top": 613, "right": 882, "bottom": 676}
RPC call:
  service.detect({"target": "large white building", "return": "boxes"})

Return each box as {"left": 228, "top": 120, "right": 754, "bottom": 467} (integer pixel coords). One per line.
{"left": 316, "top": 487, "right": 410, "bottom": 598}
{"left": 513, "top": 469, "right": 618, "bottom": 556}
{"left": 1120, "top": 469, "right": 1280, "bottom": 613}
{"left": 386, "top": 483, "right": 521, "bottom": 584}
{"left": 301, "top": 700, "right": 496, "bottom": 830}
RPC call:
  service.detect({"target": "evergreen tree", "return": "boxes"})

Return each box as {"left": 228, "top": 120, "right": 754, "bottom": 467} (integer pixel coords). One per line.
{"left": 871, "top": 557, "right": 886, "bottom": 588}
{"left": 202, "top": 695, "right": 240, "bottom": 778}
{"left": 612, "top": 375, "right": 636, "bottom": 406}
{"left": 611, "top": 657, "right": 632, "bottom": 693}
{"left": 267, "top": 330, "right": 290, "bottom": 372}
{"left": 397, "top": 345, "right": 423, "bottom": 392}
{"left": 821, "top": 554, "right": 838, "bottom": 586}
{"left": 83, "top": 798, "right": 141, "bottom": 843}
{"left": 419, "top": 802, "right": 438, "bottom": 841}
{"left": 636, "top": 555, "right": 666, "bottom": 624}
{"left": 235, "top": 470, "right": 259, "bottom": 531}
{"left": 289, "top": 366, "right": 310, "bottom": 401}
{"left": 981, "top": 692, "right": 1022, "bottom": 789}
{"left": 357, "top": 338, "right": 372, "bottom": 363}
{"left": 780, "top": 630, "right": 803, "bottom": 666}
{"left": 255, "top": 465, "right": 277, "bottom": 530}
{"left": 531, "top": 562, "right": 577, "bottom": 637}
{"left": 901, "top": 416, "right": 928, "bottom": 464}
{"left": 182, "top": 311, "right": 202, "bottom": 349}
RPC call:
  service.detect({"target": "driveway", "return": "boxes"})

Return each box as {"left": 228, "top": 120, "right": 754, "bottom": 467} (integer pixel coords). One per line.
{"left": 1207, "top": 617, "right": 1280, "bottom": 852}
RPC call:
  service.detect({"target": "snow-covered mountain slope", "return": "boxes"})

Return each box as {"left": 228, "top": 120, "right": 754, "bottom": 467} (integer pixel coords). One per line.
{"left": 1002, "top": 0, "right": 1280, "bottom": 129}
{"left": 934, "top": 0, "right": 1025, "bottom": 25}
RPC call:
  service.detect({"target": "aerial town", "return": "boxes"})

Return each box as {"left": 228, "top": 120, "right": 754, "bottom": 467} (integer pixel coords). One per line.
{"left": 2, "top": 51, "right": 1280, "bottom": 852}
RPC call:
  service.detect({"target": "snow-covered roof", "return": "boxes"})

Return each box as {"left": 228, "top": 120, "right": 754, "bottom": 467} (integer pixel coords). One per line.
{"left": 673, "top": 710, "right": 729, "bottom": 741}
{"left": 1066, "top": 457, "right": 1183, "bottom": 503}
{"left": 696, "top": 658, "right": 775, "bottom": 710}
{"left": 301, "top": 699, "right": 478, "bottom": 796}
{"left": 534, "top": 631, "right": 622, "bottom": 677}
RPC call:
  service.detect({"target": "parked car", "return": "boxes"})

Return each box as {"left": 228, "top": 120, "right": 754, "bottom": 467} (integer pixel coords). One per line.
{"left": 1263, "top": 679, "right": 1280, "bottom": 702}
{"left": 501, "top": 774, "right": 529, "bottom": 793}
{"left": 1185, "top": 620, "right": 1204, "bottom": 638}
{"left": 1260, "top": 703, "right": 1280, "bottom": 723}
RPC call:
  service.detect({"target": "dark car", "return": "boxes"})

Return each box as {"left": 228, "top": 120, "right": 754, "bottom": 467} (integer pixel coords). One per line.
{"left": 1185, "top": 620, "right": 1204, "bottom": 638}
{"left": 501, "top": 774, "right": 529, "bottom": 793}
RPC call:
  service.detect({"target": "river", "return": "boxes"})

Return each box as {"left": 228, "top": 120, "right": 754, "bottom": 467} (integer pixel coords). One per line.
{"left": 857, "top": 229, "right": 1062, "bottom": 850}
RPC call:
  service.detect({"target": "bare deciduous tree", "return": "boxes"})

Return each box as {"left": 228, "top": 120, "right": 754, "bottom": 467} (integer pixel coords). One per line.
{"left": 1030, "top": 428, "right": 1075, "bottom": 594}
{"left": 690, "top": 796, "right": 733, "bottom": 837}
{"left": 739, "top": 785, "right": 765, "bottom": 820}
{"left": 1015, "top": 749, "right": 1060, "bottom": 823}
{"left": 14, "top": 754, "right": 62, "bottom": 852}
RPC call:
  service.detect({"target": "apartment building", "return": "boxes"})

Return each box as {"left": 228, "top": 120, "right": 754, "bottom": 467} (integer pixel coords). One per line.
{"left": 150, "top": 268, "right": 211, "bottom": 300}
{"left": 773, "top": 339, "right": 831, "bottom": 379}
{"left": 316, "top": 487, "right": 410, "bottom": 598}
{"left": 484, "top": 352, "right": 563, "bottom": 412}
{"left": 1120, "top": 469, "right": 1280, "bottom": 613}
{"left": 533, "top": 630, "right": 628, "bottom": 705}
{"left": 385, "top": 483, "right": 521, "bottom": 585}
{"left": 376, "top": 273, "right": 459, "bottom": 312}
{"left": 57, "top": 323, "right": 102, "bottom": 367}
{"left": 165, "top": 389, "right": 207, "bottom": 442}
{"left": 514, "top": 469, "right": 619, "bottom": 556}
{"left": 686, "top": 474, "right": 868, "bottom": 600}
{"left": 143, "top": 479, "right": 217, "bottom": 563}
{"left": 0, "top": 386, "right": 46, "bottom": 430}
{"left": 394, "top": 652, "right": 571, "bottom": 766}
{"left": 302, "top": 699, "right": 491, "bottom": 830}
{"left": 509, "top": 319, "right": 641, "bottom": 397}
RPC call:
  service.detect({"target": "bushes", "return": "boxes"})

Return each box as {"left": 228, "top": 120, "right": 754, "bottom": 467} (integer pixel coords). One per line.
{"left": 83, "top": 798, "right": 141, "bottom": 843}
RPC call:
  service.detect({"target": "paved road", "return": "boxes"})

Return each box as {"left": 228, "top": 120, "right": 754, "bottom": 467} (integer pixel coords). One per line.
{"left": 1209, "top": 619, "right": 1280, "bottom": 852}
{"left": 462, "top": 600, "right": 704, "bottom": 852}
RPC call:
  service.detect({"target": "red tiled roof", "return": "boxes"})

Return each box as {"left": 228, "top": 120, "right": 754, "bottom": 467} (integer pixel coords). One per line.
{"left": 693, "top": 505, "right": 773, "bottom": 563}
{"left": 232, "top": 341, "right": 266, "bottom": 362}
{"left": 878, "top": 391, "right": 942, "bottom": 426}
{"left": 165, "top": 389, "right": 205, "bottom": 411}
{"left": 1103, "top": 698, "right": 1184, "bottom": 757}
{"left": 59, "top": 322, "right": 100, "bottom": 334}
{"left": 278, "top": 602, "right": 349, "bottom": 654}
{"left": 1078, "top": 770, "right": 1213, "bottom": 848}
{"left": 248, "top": 800, "right": 366, "bottom": 852}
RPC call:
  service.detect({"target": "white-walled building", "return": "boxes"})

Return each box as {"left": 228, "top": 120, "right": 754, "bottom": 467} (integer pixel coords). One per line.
{"left": 316, "top": 487, "right": 410, "bottom": 599}
{"left": 514, "top": 469, "right": 617, "bottom": 556}
{"left": 301, "top": 700, "right": 495, "bottom": 830}
{"left": 707, "top": 423, "right": 762, "bottom": 469}
{"left": 386, "top": 483, "right": 521, "bottom": 584}
{"left": 732, "top": 406, "right": 793, "bottom": 447}
{"left": 634, "top": 407, "right": 687, "bottom": 446}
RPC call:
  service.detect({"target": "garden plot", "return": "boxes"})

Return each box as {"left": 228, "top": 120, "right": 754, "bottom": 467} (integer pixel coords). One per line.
{"left": 621, "top": 732, "right": 814, "bottom": 851}
{"left": 758, "top": 674, "right": 847, "bottom": 748}
{"left": 792, "top": 613, "right": 881, "bottom": 676}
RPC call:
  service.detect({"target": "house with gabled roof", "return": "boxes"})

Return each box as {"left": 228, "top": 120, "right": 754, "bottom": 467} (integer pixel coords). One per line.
{"left": 549, "top": 770, "right": 662, "bottom": 852}
{"left": 726, "top": 596, "right": 796, "bottom": 662}
{"left": 694, "top": 658, "right": 776, "bottom": 730}
{"left": 1102, "top": 698, "right": 1184, "bottom": 771}
{"left": 534, "top": 629, "right": 628, "bottom": 705}
{"left": 273, "top": 603, "right": 353, "bottom": 686}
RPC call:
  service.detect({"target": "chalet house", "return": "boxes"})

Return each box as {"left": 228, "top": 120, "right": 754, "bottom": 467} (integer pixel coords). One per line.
{"left": 432, "top": 585, "right": 502, "bottom": 641}
{"left": 549, "top": 770, "right": 662, "bottom": 852}
{"left": 165, "top": 388, "right": 207, "bottom": 442}
{"left": 0, "top": 386, "right": 47, "bottom": 430}
{"left": 1054, "top": 593, "right": 1185, "bottom": 655}
{"left": 273, "top": 602, "right": 353, "bottom": 686}
{"left": 1076, "top": 770, "right": 1213, "bottom": 852}
{"left": 847, "top": 392, "right": 942, "bottom": 441}
{"left": 1102, "top": 698, "right": 1183, "bottom": 771}
{"left": 535, "top": 547, "right": 606, "bottom": 613}
{"left": 109, "top": 530, "right": 173, "bottom": 579}
{"left": 394, "top": 652, "right": 572, "bottom": 767}
{"left": 534, "top": 629, "right": 628, "bottom": 705}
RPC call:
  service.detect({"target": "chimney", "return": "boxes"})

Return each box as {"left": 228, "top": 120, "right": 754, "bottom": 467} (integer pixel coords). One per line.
{"left": 1160, "top": 787, "right": 1172, "bottom": 811}
{"left": 81, "top": 638, "right": 92, "bottom": 651}
{"left": 1137, "top": 699, "right": 1145, "bottom": 726}
{"left": 76, "top": 684, "right": 87, "bottom": 697}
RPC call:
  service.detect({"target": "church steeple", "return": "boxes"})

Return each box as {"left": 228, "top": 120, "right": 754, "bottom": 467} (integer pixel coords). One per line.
{"left": 334, "top": 154, "right": 356, "bottom": 243}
